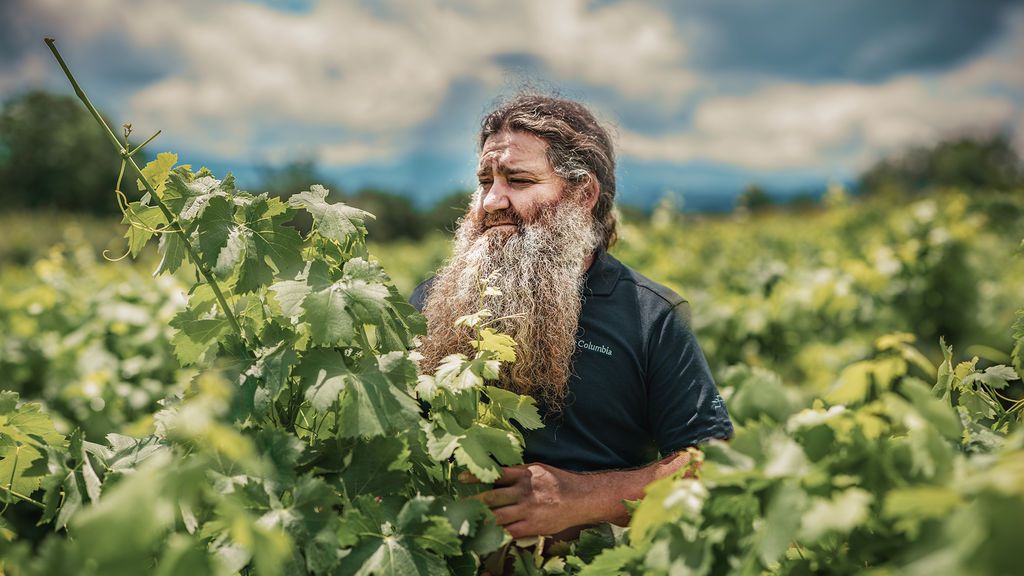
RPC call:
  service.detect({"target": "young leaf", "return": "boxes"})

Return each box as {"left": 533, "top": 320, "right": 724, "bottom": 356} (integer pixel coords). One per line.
{"left": 139, "top": 152, "right": 178, "bottom": 198}
{"left": 122, "top": 201, "right": 167, "bottom": 257}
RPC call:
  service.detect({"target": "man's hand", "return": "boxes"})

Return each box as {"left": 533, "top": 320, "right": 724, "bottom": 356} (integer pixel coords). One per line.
{"left": 461, "top": 450, "right": 695, "bottom": 539}
{"left": 462, "top": 463, "right": 589, "bottom": 539}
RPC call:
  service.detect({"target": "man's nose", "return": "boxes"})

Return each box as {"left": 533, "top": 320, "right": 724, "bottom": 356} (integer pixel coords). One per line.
{"left": 481, "top": 179, "right": 511, "bottom": 213}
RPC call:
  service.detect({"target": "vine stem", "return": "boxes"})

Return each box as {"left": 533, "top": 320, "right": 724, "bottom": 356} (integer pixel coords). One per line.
{"left": 0, "top": 484, "right": 46, "bottom": 510}
{"left": 44, "top": 38, "right": 248, "bottom": 346}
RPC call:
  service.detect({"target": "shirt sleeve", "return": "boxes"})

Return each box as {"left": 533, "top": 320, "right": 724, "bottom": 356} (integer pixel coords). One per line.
{"left": 645, "top": 301, "right": 733, "bottom": 455}
{"left": 409, "top": 277, "right": 434, "bottom": 312}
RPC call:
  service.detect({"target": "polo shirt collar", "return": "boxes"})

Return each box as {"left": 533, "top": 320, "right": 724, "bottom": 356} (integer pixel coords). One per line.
{"left": 584, "top": 247, "right": 620, "bottom": 296}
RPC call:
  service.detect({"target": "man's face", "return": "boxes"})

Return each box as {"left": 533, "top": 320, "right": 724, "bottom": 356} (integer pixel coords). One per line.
{"left": 475, "top": 130, "right": 565, "bottom": 234}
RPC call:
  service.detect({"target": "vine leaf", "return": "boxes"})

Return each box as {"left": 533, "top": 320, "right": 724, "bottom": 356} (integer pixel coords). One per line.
{"left": 169, "top": 307, "right": 232, "bottom": 366}
{"left": 289, "top": 184, "right": 373, "bottom": 244}
{"left": 296, "top": 349, "right": 353, "bottom": 411}
{"left": 139, "top": 152, "right": 178, "bottom": 198}
{"left": 0, "top": 393, "right": 64, "bottom": 503}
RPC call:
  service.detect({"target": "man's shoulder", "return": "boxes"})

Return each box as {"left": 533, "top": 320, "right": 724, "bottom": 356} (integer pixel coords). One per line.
{"left": 612, "top": 256, "right": 688, "bottom": 312}
{"left": 409, "top": 277, "right": 435, "bottom": 312}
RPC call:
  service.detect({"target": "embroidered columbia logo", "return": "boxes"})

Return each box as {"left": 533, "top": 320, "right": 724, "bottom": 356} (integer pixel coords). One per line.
{"left": 577, "top": 339, "right": 612, "bottom": 356}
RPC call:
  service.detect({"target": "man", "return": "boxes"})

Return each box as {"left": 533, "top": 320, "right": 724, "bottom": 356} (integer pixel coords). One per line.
{"left": 410, "top": 94, "right": 733, "bottom": 539}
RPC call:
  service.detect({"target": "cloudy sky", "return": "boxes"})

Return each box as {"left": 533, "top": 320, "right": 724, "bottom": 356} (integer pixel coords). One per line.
{"left": 3, "top": 0, "right": 1023, "bottom": 209}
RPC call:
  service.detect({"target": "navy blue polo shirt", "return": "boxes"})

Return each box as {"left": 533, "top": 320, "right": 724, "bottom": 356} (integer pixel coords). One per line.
{"left": 410, "top": 249, "right": 733, "bottom": 472}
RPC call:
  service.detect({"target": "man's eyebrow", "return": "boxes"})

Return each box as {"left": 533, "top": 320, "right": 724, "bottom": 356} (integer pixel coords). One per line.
{"left": 476, "top": 163, "right": 541, "bottom": 177}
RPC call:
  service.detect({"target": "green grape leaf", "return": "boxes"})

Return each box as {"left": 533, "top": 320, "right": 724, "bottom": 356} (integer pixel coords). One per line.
{"left": 254, "top": 428, "right": 305, "bottom": 486}
{"left": 70, "top": 452, "right": 190, "bottom": 569}
{"left": 246, "top": 339, "right": 298, "bottom": 403}
{"left": 155, "top": 232, "right": 188, "bottom": 276}
{"left": 483, "top": 386, "right": 542, "bottom": 430}
{"left": 426, "top": 415, "right": 522, "bottom": 483}
{"left": 285, "top": 476, "right": 341, "bottom": 540}
{"left": 303, "top": 285, "right": 356, "bottom": 346}
{"left": 440, "top": 499, "right": 508, "bottom": 556}
{"left": 69, "top": 430, "right": 102, "bottom": 503}
{"left": 340, "top": 279, "right": 391, "bottom": 326}
{"left": 336, "top": 365, "right": 420, "bottom": 438}
{"left": 53, "top": 468, "right": 82, "bottom": 529}
{"left": 269, "top": 278, "right": 310, "bottom": 319}
{"left": 90, "top": 434, "right": 168, "bottom": 475}
{"left": 579, "top": 545, "right": 644, "bottom": 576}
{"left": 0, "top": 444, "right": 47, "bottom": 502}
{"left": 122, "top": 201, "right": 167, "bottom": 257}
{"left": 296, "top": 349, "right": 353, "bottom": 411}
{"left": 288, "top": 184, "right": 374, "bottom": 244}
{"left": 336, "top": 498, "right": 450, "bottom": 576}
{"left": 719, "top": 364, "right": 799, "bottom": 425}
{"left": 964, "top": 365, "right": 1020, "bottom": 391}
{"left": 472, "top": 328, "right": 517, "bottom": 362}
{"left": 826, "top": 361, "right": 873, "bottom": 404}
{"left": 195, "top": 195, "right": 237, "bottom": 274}
{"left": 799, "top": 488, "right": 873, "bottom": 541}
{"left": 235, "top": 195, "right": 304, "bottom": 293}
{"left": 169, "top": 307, "right": 231, "bottom": 366}
{"left": 0, "top": 399, "right": 63, "bottom": 503}
{"left": 139, "top": 152, "right": 177, "bottom": 198}
{"left": 630, "top": 475, "right": 708, "bottom": 544}
{"left": 414, "top": 516, "right": 462, "bottom": 557}
{"left": 434, "top": 355, "right": 484, "bottom": 393}
{"left": 338, "top": 436, "right": 412, "bottom": 499}
{"left": 178, "top": 175, "right": 226, "bottom": 221}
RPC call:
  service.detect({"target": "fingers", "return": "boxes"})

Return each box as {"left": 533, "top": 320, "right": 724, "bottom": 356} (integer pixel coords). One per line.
{"left": 458, "top": 465, "right": 530, "bottom": 486}
{"left": 503, "top": 519, "right": 534, "bottom": 539}
{"left": 491, "top": 504, "right": 527, "bottom": 527}
{"left": 468, "top": 485, "right": 522, "bottom": 508}
{"left": 494, "top": 466, "right": 530, "bottom": 485}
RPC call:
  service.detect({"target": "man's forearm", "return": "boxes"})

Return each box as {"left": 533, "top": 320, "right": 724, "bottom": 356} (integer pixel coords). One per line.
{"left": 571, "top": 450, "right": 693, "bottom": 526}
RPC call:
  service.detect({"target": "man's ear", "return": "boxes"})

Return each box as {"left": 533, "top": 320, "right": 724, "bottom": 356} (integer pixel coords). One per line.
{"left": 581, "top": 175, "right": 600, "bottom": 212}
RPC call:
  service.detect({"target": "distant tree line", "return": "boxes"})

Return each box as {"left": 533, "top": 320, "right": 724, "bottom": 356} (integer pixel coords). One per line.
{"left": 859, "top": 134, "right": 1024, "bottom": 195}
{"left": 735, "top": 133, "right": 1024, "bottom": 213}
{"left": 0, "top": 91, "right": 134, "bottom": 214}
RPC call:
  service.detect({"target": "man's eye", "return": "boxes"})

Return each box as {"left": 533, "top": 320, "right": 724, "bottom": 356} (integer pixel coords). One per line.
{"left": 510, "top": 179, "right": 532, "bottom": 185}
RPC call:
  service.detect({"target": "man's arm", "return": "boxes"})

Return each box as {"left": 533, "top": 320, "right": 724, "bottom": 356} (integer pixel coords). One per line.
{"left": 464, "top": 451, "right": 694, "bottom": 539}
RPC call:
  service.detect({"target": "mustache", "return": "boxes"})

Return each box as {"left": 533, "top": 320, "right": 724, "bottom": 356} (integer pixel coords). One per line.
{"left": 479, "top": 208, "right": 526, "bottom": 232}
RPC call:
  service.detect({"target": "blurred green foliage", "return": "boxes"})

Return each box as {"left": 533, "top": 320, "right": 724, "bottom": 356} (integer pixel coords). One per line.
{"left": 0, "top": 239, "right": 190, "bottom": 439}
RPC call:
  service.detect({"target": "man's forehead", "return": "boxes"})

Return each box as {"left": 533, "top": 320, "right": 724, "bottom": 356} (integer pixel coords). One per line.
{"left": 477, "top": 131, "right": 551, "bottom": 173}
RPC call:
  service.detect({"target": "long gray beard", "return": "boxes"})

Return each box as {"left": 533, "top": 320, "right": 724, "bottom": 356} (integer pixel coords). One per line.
{"left": 419, "top": 198, "right": 601, "bottom": 412}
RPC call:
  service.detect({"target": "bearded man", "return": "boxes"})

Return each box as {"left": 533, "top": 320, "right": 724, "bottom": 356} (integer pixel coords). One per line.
{"left": 411, "top": 94, "right": 733, "bottom": 539}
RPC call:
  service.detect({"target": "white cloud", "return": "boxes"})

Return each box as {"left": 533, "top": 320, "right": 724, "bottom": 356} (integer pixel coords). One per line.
{"left": 618, "top": 10, "right": 1024, "bottom": 171}
{"left": 619, "top": 77, "right": 1016, "bottom": 170}
{"left": 15, "top": 0, "right": 697, "bottom": 164}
